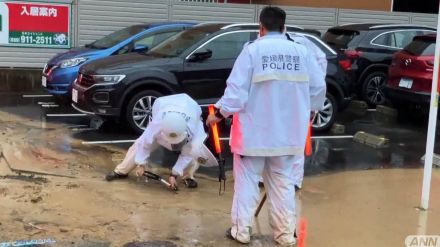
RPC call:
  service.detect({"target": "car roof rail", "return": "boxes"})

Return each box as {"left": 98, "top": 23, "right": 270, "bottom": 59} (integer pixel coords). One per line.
{"left": 195, "top": 22, "right": 225, "bottom": 27}
{"left": 370, "top": 24, "right": 436, "bottom": 30}
{"left": 221, "top": 23, "right": 304, "bottom": 30}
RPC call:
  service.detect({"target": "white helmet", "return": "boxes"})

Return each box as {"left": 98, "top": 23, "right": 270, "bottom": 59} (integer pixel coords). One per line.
{"left": 160, "top": 111, "right": 188, "bottom": 144}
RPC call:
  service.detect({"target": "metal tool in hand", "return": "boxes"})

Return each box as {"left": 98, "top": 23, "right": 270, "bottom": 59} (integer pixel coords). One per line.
{"left": 143, "top": 171, "right": 178, "bottom": 192}
{"left": 208, "top": 105, "right": 226, "bottom": 195}
{"left": 255, "top": 122, "right": 313, "bottom": 217}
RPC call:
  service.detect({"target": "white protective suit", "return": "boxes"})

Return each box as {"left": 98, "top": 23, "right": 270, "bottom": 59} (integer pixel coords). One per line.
{"left": 287, "top": 32, "right": 327, "bottom": 188}
{"left": 114, "top": 94, "right": 210, "bottom": 178}
{"left": 215, "top": 32, "right": 326, "bottom": 245}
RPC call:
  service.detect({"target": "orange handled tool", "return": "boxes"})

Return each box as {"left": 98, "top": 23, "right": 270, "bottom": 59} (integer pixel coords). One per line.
{"left": 208, "top": 105, "right": 226, "bottom": 195}
{"left": 305, "top": 121, "right": 312, "bottom": 156}
{"left": 208, "top": 105, "right": 222, "bottom": 154}
{"left": 297, "top": 218, "right": 308, "bottom": 247}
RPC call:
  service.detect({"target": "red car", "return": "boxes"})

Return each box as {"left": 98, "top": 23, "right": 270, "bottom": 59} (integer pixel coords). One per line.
{"left": 386, "top": 34, "right": 437, "bottom": 106}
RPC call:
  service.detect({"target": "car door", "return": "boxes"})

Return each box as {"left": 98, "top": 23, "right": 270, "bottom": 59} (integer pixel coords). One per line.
{"left": 180, "top": 30, "right": 258, "bottom": 103}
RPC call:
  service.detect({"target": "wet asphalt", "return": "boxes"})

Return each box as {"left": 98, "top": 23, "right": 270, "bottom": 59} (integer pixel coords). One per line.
{"left": 1, "top": 92, "right": 438, "bottom": 179}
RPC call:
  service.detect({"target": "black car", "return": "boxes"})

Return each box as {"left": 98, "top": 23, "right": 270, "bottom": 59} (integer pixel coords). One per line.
{"left": 323, "top": 23, "right": 435, "bottom": 106}
{"left": 72, "top": 23, "right": 351, "bottom": 133}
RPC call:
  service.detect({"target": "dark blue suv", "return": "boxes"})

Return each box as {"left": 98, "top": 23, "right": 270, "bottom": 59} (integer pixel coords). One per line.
{"left": 42, "top": 22, "right": 195, "bottom": 98}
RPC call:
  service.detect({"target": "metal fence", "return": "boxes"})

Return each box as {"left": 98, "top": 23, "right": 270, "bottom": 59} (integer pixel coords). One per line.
{"left": 0, "top": 0, "right": 437, "bottom": 68}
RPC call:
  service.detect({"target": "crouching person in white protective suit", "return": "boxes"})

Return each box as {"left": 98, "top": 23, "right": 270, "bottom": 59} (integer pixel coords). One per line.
{"left": 106, "top": 93, "right": 218, "bottom": 189}
{"left": 206, "top": 6, "right": 326, "bottom": 246}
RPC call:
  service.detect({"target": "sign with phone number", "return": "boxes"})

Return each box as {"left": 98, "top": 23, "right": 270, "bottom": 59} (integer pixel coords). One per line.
{"left": 0, "top": 2, "right": 71, "bottom": 48}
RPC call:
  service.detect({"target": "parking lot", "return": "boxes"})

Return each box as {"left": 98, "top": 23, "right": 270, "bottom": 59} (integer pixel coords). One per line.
{"left": 0, "top": 91, "right": 439, "bottom": 247}
{"left": 1, "top": 0, "right": 440, "bottom": 246}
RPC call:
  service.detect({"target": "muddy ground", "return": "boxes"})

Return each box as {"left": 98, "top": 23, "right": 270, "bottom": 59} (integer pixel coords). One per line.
{"left": 0, "top": 97, "right": 439, "bottom": 247}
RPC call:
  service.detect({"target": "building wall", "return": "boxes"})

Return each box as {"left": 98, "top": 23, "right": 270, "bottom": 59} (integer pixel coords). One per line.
{"left": 252, "top": 0, "right": 392, "bottom": 11}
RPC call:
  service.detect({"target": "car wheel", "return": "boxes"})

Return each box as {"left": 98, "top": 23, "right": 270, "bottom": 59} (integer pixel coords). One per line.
{"left": 312, "top": 93, "right": 337, "bottom": 132}
{"left": 125, "top": 90, "right": 163, "bottom": 134}
{"left": 362, "top": 71, "right": 387, "bottom": 106}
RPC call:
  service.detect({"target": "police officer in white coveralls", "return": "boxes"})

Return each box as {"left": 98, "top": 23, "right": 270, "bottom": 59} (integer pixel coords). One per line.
{"left": 106, "top": 93, "right": 214, "bottom": 189}
{"left": 206, "top": 6, "right": 326, "bottom": 246}
{"left": 287, "top": 32, "right": 327, "bottom": 189}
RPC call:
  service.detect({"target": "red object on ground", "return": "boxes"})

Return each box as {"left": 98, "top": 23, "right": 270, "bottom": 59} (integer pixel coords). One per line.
{"left": 208, "top": 105, "right": 222, "bottom": 154}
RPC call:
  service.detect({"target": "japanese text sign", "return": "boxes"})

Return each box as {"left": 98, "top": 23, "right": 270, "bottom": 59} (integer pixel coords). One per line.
{"left": 0, "top": 1, "right": 71, "bottom": 48}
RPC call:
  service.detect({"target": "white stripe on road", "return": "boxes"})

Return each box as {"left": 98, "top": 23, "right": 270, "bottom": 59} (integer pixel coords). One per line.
{"left": 41, "top": 104, "right": 59, "bottom": 108}
{"left": 82, "top": 140, "right": 136, "bottom": 145}
{"left": 312, "top": 135, "right": 354, "bottom": 139}
{"left": 38, "top": 102, "right": 56, "bottom": 105}
{"left": 218, "top": 135, "right": 354, "bottom": 141}
{"left": 71, "top": 128, "right": 96, "bottom": 132}
{"left": 46, "top": 113, "right": 87, "bottom": 117}
{"left": 367, "top": 109, "right": 377, "bottom": 112}
{"left": 22, "top": 95, "right": 53, "bottom": 98}
{"left": 68, "top": 124, "right": 89, "bottom": 128}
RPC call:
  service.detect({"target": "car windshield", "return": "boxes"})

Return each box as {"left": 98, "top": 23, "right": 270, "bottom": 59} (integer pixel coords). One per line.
{"left": 404, "top": 38, "right": 436, "bottom": 56}
{"left": 323, "top": 29, "right": 360, "bottom": 51}
{"left": 147, "top": 28, "right": 212, "bottom": 58}
{"left": 88, "top": 26, "right": 146, "bottom": 49}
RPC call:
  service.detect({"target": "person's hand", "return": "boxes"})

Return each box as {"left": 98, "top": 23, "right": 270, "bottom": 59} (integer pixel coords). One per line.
{"left": 168, "top": 175, "right": 178, "bottom": 190}
{"left": 206, "top": 114, "right": 221, "bottom": 127}
{"left": 135, "top": 165, "right": 145, "bottom": 177}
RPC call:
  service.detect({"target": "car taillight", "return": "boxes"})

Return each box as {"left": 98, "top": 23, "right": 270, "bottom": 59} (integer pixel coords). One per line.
{"left": 339, "top": 59, "right": 352, "bottom": 71}
{"left": 426, "top": 60, "right": 434, "bottom": 66}
{"left": 344, "top": 50, "right": 363, "bottom": 59}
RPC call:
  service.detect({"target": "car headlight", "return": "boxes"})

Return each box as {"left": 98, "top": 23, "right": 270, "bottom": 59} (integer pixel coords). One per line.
{"left": 59, "top": 57, "right": 88, "bottom": 68}
{"left": 92, "top": 75, "right": 126, "bottom": 84}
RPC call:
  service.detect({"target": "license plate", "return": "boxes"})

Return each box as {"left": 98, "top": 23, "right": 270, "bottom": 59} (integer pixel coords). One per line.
{"left": 42, "top": 76, "right": 47, "bottom": 87}
{"left": 399, "top": 78, "right": 413, "bottom": 89}
{"left": 72, "top": 88, "right": 78, "bottom": 103}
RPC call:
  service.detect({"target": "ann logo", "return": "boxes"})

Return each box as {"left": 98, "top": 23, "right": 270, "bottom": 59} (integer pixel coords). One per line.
{"left": 405, "top": 235, "right": 440, "bottom": 247}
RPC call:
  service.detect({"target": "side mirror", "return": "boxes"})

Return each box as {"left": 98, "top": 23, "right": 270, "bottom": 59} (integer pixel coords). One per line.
{"left": 188, "top": 49, "right": 212, "bottom": 62}
{"left": 134, "top": 44, "right": 149, "bottom": 52}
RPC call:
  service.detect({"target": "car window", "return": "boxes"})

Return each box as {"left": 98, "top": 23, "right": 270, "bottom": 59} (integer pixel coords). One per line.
{"left": 198, "top": 31, "right": 256, "bottom": 60}
{"left": 148, "top": 28, "right": 212, "bottom": 58}
{"left": 322, "top": 29, "right": 360, "bottom": 51}
{"left": 90, "top": 26, "right": 146, "bottom": 49}
{"left": 404, "top": 39, "right": 436, "bottom": 56}
{"left": 305, "top": 36, "right": 333, "bottom": 57}
{"left": 372, "top": 30, "right": 424, "bottom": 49}
{"left": 135, "top": 31, "right": 180, "bottom": 48}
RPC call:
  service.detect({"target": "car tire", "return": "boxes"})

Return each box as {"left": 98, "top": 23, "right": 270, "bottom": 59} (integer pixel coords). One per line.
{"left": 362, "top": 71, "right": 388, "bottom": 106}
{"left": 312, "top": 93, "right": 337, "bottom": 132}
{"left": 125, "top": 90, "right": 163, "bottom": 134}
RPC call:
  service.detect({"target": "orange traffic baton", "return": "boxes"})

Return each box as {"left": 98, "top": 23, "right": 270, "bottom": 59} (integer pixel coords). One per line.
{"left": 208, "top": 105, "right": 226, "bottom": 195}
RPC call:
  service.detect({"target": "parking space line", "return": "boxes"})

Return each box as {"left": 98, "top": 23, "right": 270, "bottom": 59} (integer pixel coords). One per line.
{"left": 312, "top": 135, "right": 353, "bottom": 139}
{"left": 41, "top": 104, "right": 59, "bottom": 108}
{"left": 82, "top": 140, "right": 136, "bottom": 145}
{"left": 68, "top": 124, "right": 89, "bottom": 128}
{"left": 46, "top": 113, "right": 87, "bottom": 117}
{"left": 22, "top": 94, "right": 53, "bottom": 98}
{"left": 219, "top": 135, "right": 354, "bottom": 141}
{"left": 71, "top": 128, "right": 96, "bottom": 132}
{"left": 37, "top": 102, "right": 56, "bottom": 105}
{"left": 367, "top": 109, "right": 377, "bottom": 112}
